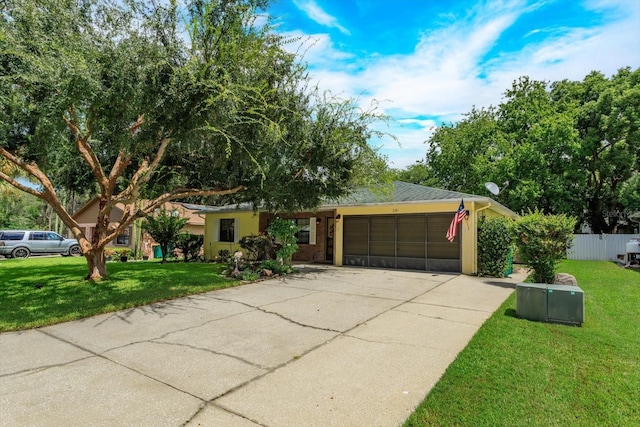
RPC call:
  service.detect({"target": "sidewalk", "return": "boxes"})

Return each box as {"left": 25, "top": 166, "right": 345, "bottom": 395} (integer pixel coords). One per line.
{"left": 0, "top": 266, "right": 526, "bottom": 426}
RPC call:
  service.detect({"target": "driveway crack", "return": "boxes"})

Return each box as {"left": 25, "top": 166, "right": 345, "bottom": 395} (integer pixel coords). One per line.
{"left": 148, "top": 341, "right": 269, "bottom": 371}
{"left": 36, "top": 329, "right": 207, "bottom": 403}
{"left": 210, "top": 296, "right": 342, "bottom": 334}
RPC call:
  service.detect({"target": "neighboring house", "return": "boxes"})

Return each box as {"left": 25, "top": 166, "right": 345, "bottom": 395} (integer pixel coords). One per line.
{"left": 72, "top": 198, "right": 207, "bottom": 256}
{"left": 199, "top": 181, "right": 517, "bottom": 274}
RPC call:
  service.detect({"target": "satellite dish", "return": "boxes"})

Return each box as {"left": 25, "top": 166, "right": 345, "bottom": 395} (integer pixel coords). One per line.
{"left": 485, "top": 182, "right": 500, "bottom": 195}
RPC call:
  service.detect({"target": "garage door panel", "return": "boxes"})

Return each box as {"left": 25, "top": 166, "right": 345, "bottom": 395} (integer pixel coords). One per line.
{"left": 427, "top": 259, "right": 461, "bottom": 272}
{"left": 370, "top": 216, "right": 395, "bottom": 240}
{"left": 397, "top": 242, "right": 425, "bottom": 258}
{"left": 344, "top": 216, "right": 369, "bottom": 255}
{"left": 370, "top": 241, "right": 395, "bottom": 257}
{"left": 427, "top": 242, "right": 459, "bottom": 259}
{"left": 427, "top": 215, "right": 455, "bottom": 243}
{"left": 344, "top": 216, "right": 368, "bottom": 235}
{"left": 344, "top": 240, "right": 368, "bottom": 256}
{"left": 397, "top": 257, "right": 426, "bottom": 270}
{"left": 369, "top": 256, "right": 396, "bottom": 268}
{"left": 397, "top": 215, "right": 425, "bottom": 242}
{"left": 344, "top": 255, "right": 367, "bottom": 266}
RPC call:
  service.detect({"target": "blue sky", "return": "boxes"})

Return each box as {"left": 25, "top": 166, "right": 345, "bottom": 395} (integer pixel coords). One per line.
{"left": 264, "top": 0, "right": 640, "bottom": 168}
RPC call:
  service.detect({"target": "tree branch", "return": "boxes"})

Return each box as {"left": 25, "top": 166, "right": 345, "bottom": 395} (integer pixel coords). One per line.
{"left": 1, "top": 148, "right": 88, "bottom": 249}
{"left": 0, "top": 170, "right": 44, "bottom": 198}
{"left": 0, "top": 147, "right": 57, "bottom": 197}
{"left": 116, "top": 135, "right": 171, "bottom": 205}
{"left": 63, "top": 114, "right": 110, "bottom": 189}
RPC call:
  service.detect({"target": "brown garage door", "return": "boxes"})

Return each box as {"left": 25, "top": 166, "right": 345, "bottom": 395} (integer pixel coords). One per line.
{"left": 343, "top": 214, "right": 461, "bottom": 272}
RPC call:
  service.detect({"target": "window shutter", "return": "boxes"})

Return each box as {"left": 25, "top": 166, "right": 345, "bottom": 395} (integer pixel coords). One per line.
{"left": 233, "top": 218, "right": 239, "bottom": 243}
{"left": 309, "top": 217, "right": 317, "bottom": 245}
{"left": 213, "top": 219, "right": 220, "bottom": 242}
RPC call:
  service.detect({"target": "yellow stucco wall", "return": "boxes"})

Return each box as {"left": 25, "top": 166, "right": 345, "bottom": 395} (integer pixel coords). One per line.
{"left": 203, "top": 211, "right": 260, "bottom": 259}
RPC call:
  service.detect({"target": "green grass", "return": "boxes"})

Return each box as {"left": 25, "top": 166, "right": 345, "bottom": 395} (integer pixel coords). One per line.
{"left": 405, "top": 260, "right": 640, "bottom": 427}
{"left": 0, "top": 256, "right": 238, "bottom": 332}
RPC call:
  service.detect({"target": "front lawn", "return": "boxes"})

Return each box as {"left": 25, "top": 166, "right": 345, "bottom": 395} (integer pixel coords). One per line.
{"left": 0, "top": 256, "right": 238, "bottom": 332}
{"left": 404, "top": 260, "right": 640, "bottom": 426}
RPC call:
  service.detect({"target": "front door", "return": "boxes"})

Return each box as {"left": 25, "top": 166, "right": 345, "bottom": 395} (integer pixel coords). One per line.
{"left": 325, "top": 217, "right": 335, "bottom": 262}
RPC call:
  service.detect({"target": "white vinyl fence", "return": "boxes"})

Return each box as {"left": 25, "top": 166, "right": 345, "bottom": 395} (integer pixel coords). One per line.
{"left": 567, "top": 234, "right": 640, "bottom": 261}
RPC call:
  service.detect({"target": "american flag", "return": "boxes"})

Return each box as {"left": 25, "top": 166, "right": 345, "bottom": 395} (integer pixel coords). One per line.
{"left": 446, "top": 199, "right": 466, "bottom": 242}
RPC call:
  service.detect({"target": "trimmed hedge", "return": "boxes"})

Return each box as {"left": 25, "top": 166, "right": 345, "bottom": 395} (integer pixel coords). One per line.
{"left": 478, "top": 217, "right": 513, "bottom": 277}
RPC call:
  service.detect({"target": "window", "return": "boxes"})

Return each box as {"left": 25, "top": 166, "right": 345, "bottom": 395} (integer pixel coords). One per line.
{"left": 219, "top": 219, "right": 235, "bottom": 242}
{"left": 46, "top": 232, "right": 62, "bottom": 241}
{"left": 116, "top": 228, "right": 130, "bottom": 245}
{"left": 294, "top": 218, "right": 310, "bottom": 244}
{"left": 0, "top": 231, "right": 25, "bottom": 240}
{"left": 29, "top": 232, "right": 45, "bottom": 241}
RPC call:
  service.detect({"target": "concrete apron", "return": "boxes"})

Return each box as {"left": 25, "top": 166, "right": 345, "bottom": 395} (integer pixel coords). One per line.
{"left": 0, "top": 265, "right": 526, "bottom": 427}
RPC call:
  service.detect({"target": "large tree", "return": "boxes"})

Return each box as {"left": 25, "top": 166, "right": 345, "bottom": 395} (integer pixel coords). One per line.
{"left": 551, "top": 68, "right": 640, "bottom": 233}
{"left": 0, "top": 0, "right": 386, "bottom": 279}
{"left": 423, "top": 69, "right": 639, "bottom": 232}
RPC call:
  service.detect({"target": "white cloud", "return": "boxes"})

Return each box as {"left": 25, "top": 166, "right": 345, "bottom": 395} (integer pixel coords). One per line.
{"left": 279, "top": 0, "right": 640, "bottom": 168}
{"left": 292, "top": 0, "right": 350, "bottom": 35}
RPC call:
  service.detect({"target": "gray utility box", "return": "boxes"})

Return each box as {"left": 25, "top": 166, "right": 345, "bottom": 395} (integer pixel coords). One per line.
{"left": 516, "top": 283, "right": 584, "bottom": 326}
{"left": 516, "top": 283, "right": 548, "bottom": 322}
{"left": 547, "top": 284, "right": 584, "bottom": 326}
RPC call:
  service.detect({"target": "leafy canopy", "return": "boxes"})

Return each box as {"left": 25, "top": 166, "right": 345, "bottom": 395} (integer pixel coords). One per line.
{"left": 421, "top": 69, "right": 640, "bottom": 233}
{"left": 0, "top": 0, "right": 389, "bottom": 279}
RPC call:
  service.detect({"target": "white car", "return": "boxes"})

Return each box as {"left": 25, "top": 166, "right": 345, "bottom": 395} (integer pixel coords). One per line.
{"left": 0, "top": 230, "right": 82, "bottom": 259}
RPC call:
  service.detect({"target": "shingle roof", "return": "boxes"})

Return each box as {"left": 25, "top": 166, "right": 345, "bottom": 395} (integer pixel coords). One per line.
{"left": 193, "top": 181, "right": 515, "bottom": 217}
{"left": 325, "top": 181, "right": 479, "bottom": 206}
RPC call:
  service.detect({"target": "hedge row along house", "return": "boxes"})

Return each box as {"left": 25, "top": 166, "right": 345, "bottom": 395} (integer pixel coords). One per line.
{"left": 72, "top": 198, "right": 207, "bottom": 258}
{"left": 198, "top": 181, "right": 517, "bottom": 274}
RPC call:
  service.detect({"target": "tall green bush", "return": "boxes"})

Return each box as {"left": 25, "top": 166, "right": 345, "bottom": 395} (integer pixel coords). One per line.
{"left": 511, "top": 210, "right": 576, "bottom": 283}
{"left": 478, "top": 217, "right": 513, "bottom": 277}
{"left": 266, "top": 217, "right": 299, "bottom": 264}
{"left": 175, "top": 233, "right": 204, "bottom": 262}
{"left": 142, "top": 208, "right": 188, "bottom": 264}
{"left": 239, "top": 234, "right": 276, "bottom": 261}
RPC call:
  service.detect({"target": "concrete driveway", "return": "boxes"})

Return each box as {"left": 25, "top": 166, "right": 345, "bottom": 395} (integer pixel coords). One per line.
{"left": 0, "top": 265, "right": 525, "bottom": 427}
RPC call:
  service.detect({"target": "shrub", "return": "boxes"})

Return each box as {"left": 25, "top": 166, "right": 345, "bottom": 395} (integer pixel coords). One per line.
{"left": 259, "top": 259, "right": 293, "bottom": 275}
{"left": 511, "top": 210, "right": 576, "bottom": 283}
{"left": 266, "top": 217, "right": 299, "bottom": 264}
{"left": 112, "top": 248, "right": 132, "bottom": 262}
{"left": 217, "top": 249, "right": 231, "bottom": 262}
{"left": 478, "top": 217, "right": 512, "bottom": 277}
{"left": 142, "top": 208, "right": 187, "bottom": 264}
{"left": 238, "top": 269, "right": 260, "bottom": 281}
{"left": 239, "top": 234, "right": 276, "bottom": 261}
{"left": 175, "top": 233, "right": 204, "bottom": 262}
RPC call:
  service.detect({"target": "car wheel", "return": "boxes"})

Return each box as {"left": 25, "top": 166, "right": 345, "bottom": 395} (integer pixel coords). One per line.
{"left": 12, "top": 247, "right": 30, "bottom": 259}
{"left": 69, "top": 245, "right": 82, "bottom": 256}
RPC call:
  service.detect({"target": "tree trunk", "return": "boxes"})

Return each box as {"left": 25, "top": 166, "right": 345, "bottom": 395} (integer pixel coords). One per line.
{"left": 85, "top": 248, "right": 108, "bottom": 280}
{"left": 160, "top": 243, "right": 168, "bottom": 263}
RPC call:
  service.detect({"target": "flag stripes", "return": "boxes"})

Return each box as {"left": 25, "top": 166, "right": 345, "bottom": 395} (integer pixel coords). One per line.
{"left": 446, "top": 199, "right": 466, "bottom": 242}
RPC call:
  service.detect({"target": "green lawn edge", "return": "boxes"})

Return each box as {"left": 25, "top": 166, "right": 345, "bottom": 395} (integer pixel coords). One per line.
{"left": 404, "top": 260, "right": 640, "bottom": 426}
{"left": 0, "top": 256, "right": 240, "bottom": 332}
